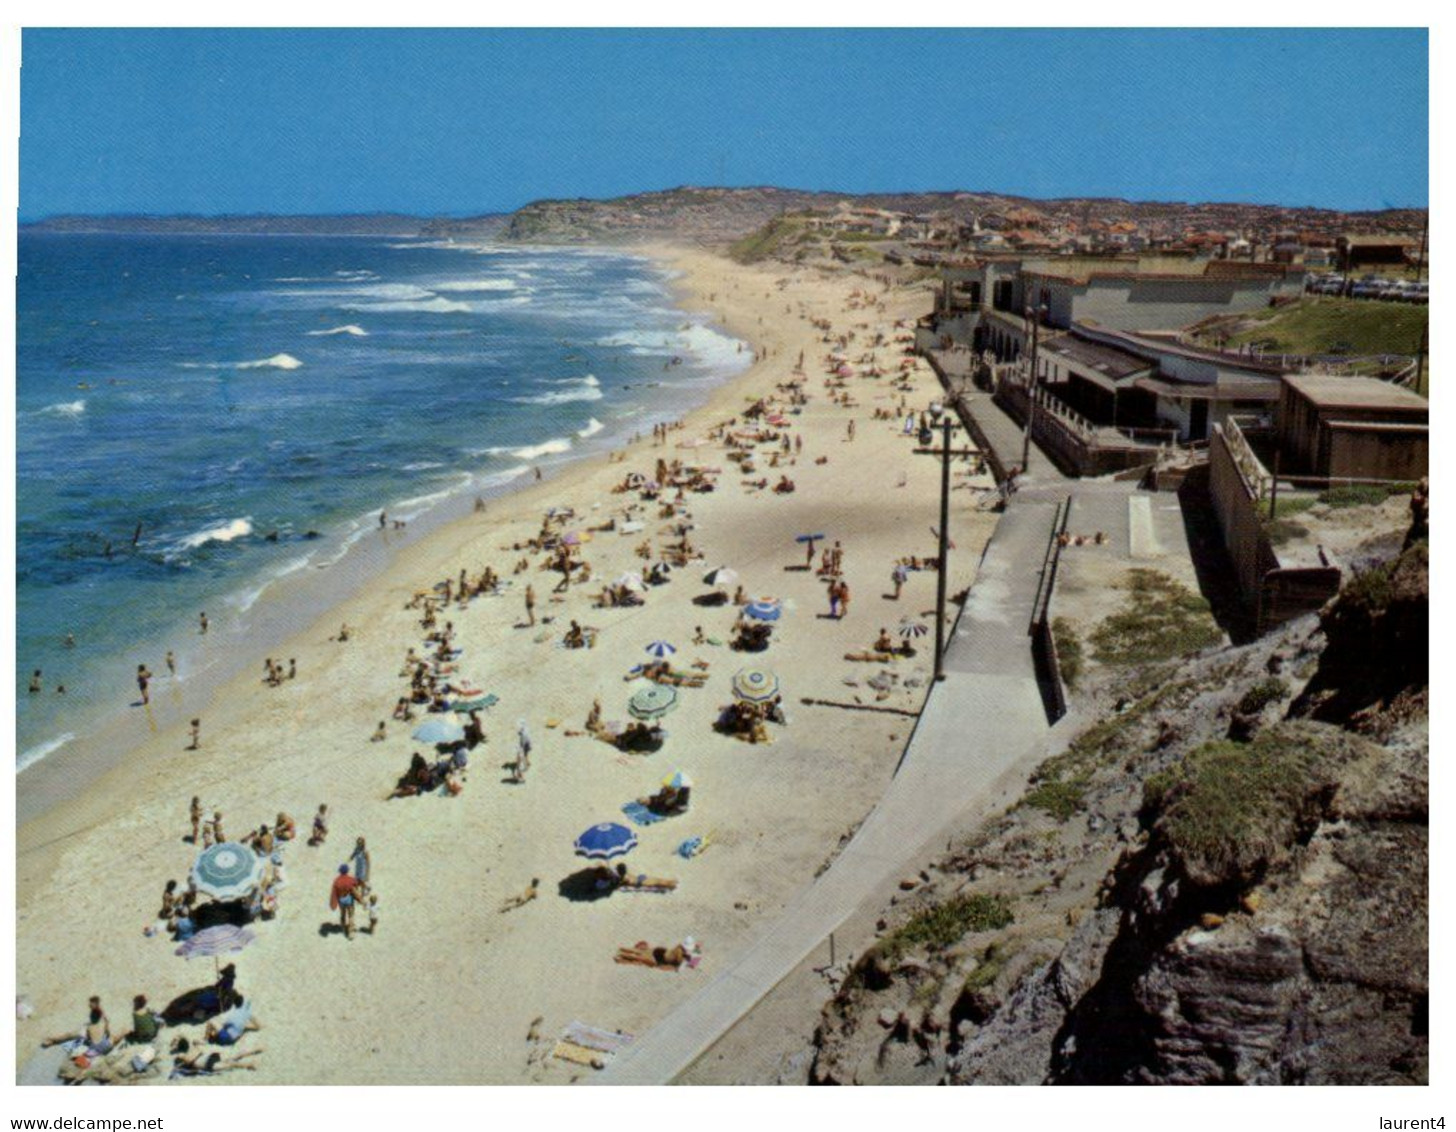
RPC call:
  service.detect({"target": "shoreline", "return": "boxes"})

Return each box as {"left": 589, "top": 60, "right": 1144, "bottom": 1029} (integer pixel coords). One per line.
{"left": 14, "top": 242, "right": 751, "bottom": 824}
{"left": 16, "top": 245, "right": 1000, "bottom": 1084}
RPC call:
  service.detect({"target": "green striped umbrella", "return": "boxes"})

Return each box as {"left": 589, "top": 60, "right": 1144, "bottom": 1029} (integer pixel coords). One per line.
{"left": 628, "top": 683, "right": 679, "bottom": 721}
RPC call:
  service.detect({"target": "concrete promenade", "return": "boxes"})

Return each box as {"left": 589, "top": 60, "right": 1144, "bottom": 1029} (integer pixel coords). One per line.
{"left": 598, "top": 492, "right": 1063, "bottom": 1084}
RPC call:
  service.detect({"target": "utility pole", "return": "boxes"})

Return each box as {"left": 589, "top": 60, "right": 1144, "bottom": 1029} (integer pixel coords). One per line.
{"left": 1019, "top": 302, "right": 1045, "bottom": 472}
{"left": 913, "top": 417, "right": 976, "bottom": 681}
{"left": 1414, "top": 214, "right": 1428, "bottom": 283}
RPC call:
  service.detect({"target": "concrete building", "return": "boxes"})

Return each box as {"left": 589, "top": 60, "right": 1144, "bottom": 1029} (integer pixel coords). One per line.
{"left": 1337, "top": 233, "right": 1419, "bottom": 271}
{"left": 1275, "top": 373, "right": 1429, "bottom": 481}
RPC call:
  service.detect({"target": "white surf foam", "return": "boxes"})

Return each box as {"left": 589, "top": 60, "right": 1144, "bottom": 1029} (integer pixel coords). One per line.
{"left": 512, "top": 374, "right": 602, "bottom": 406}
{"left": 344, "top": 297, "right": 472, "bottom": 315}
{"left": 577, "top": 418, "right": 605, "bottom": 438}
{"left": 182, "top": 354, "right": 303, "bottom": 371}
{"left": 18, "top": 732, "right": 76, "bottom": 773}
{"left": 306, "top": 324, "right": 370, "bottom": 337}
{"left": 432, "top": 279, "right": 518, "bottom": 293}
{"left": 176, "top": 517, "right": 254, "bottom": 551}
{"left": 483, "top": 437, "right": 573, "bottom": 461}
{"left": 38, "top": 399, "right": 86, "bottom": 416}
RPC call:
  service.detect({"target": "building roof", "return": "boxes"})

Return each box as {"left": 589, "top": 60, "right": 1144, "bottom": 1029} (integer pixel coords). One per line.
{"left": 1282, "top": 373, "right": 1430, "bottom": 413}
{"left": 1338, "top": 233, "right": 1419, "bottom": 248}
{"left": 1041, "top": 336, "right": 1154, "bottom": 382}
{"left": 1136, "top": 375, "right": 1280, "bottom": 402}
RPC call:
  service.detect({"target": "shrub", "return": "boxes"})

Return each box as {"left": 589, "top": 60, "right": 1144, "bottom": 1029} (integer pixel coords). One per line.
{"left": 1237, "top": 677, "right": 1290, "bottom": 715}
{"left": 878, "top": 893, "right": 1014, "bottom": 962}
{"left": 1022, "top": 779, "right": 1086, "bottom": 821}
{"left": 1318, "top": 484, "right": 1389, "bottom": 509}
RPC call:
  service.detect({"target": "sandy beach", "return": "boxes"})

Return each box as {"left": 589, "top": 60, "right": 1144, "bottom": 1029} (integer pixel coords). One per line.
{"left": 15, "top": 246, "right": 998, "bottom": 1084}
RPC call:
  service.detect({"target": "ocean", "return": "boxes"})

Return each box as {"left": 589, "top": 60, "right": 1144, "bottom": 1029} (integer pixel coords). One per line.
{"left": 15, "top": 233, "right": 749, "bottom": 770}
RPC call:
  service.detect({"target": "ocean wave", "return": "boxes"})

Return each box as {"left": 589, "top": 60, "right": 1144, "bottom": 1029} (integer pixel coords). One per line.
{"left": 477, "top": 463, "right": 531, "bottom": 488}
{"left": 175, "top": 517, "right": 253, "bottom": 551}
{"left": 343, "top": 297, "right": 472, "bottom": 315}
{"left": 306, "top": 324, "right": 369, "bottom": 337}
{"left": 512, "top": 374, "right": 602, "bottom": 406}
{"left": 402, "top": 461, "right": 445, "bottom": 471}
{"left": 432, "top": 279, "right": 518, "bottom": 293}
{"left": 38, "top": 399, "right": 86, "bottom": 416}
{"left": 18, "top": 732, "right": 75, "bottom": 772}
{"left": 182, "top": 354, "right": 303, "bottom": 371}
{"left": 577, "top": 418, "right": 605, "bottom": 438}
{"left": 482, "top": 437, "right": 572, "bottom": 461}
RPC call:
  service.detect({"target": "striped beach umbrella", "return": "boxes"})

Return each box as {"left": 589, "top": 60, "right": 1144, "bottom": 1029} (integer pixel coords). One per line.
{"left": 191, "top": 843, "right": 264, "bottom": 902}
{"left": 616, "top": 572, "right": 646, "bottom": 593}
{"left": 743, "top": 600, "right": 782, "bottom": 623}
{"left": 175, "top": 924, "right": 256, "bottom": 961}
{"left": 628, "top": 683, "right": 679, "bottom": 721}
{"left": 574, "top": 822, "right": 638, "bottom": 861}
{"left": 412, "top": 715, "right": 466, "bottom": 744}
{"left": 899, "top": 621, "right": 930, "bottom": 640}
{"left": 644, "top": 640, "right": 677, "bottom": 660}
{"left": 702, "top": 566, "right": 738, "bottom": 588}
{"left": 661, "top": 769, "right": 694, "bottom": 790}
{"left": 732, "top": 667, "right": 780, "bottom": 703}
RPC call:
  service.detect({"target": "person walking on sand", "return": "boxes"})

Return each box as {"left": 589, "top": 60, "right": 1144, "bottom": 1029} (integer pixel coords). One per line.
{"left": 524, "top": 584, "right": 536, "bottom": 627}
{"left": 136, "top": 663, "right": 153, "bottom": 706}
{"left": 513, "top": 720, "right": 532, "bottom": 783}
{"left": 165, "top": 650, "right": 176, "bottom": 678}
{"left": 838, "top": 579, "right": 852, "bottom": 620}
{"left": 309, "top": 804, "right": 329, "bottom": 847}
{"left": 329, "top": 864, "right": 360, "bottom": 940}
{"left": 891, "top": 563, "right": 908, "bottom": 600}
{"left": 379, "top": 510, "right": 387, "bottom": 530}
{"left": 190, "top": 796, "right": 203, "bottom": 844}
{"left": 351, "top": 837, "right": 371, "bottom": 888}
{"left": 199, "top": 611, "right": 209, "bottom": 635}
{"left": 827, "top": 582, "right": 841, "bottom": 620}
{"left": 187, "top": 718, "right": 201, "bottom": 750}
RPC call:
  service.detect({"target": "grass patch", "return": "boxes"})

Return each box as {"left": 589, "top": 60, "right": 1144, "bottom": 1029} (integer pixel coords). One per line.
{"left": 1236, "top": 677, "right": 1289, "bottom": 715}
{"left": 1143, "top": 726, "right": 1327, "bottom": 887}
{"left": 962, "top": 942, "right": 1015, "bottom": 993}
{"left": 877, "top": 893, "right": 1014, "bottom": 963}
{"left": 729, "top": 215, "right": 805, "bottom": 264}
{"left": 1319, "top": 483, "right": 1412, "bottom": 509}
{"left": 1022, "top": 779, "right": 1086, "bottom": 822}
{"left": 1089, "top": 570, "right": 1222, "bottom": 667}
{"left": 1052, "top": 617, "right": 1084, "bottom": 690}
{"left": 1223, "top": 298, "right": 1427, "bottom": 363}
{"left": 1264, "top": 518, "right": 1310, "bottom": 547}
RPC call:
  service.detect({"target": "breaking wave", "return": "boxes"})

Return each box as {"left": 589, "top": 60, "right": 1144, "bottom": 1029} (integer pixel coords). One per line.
{"left": 306, "top": 324, "right": 369, "bottom": 337}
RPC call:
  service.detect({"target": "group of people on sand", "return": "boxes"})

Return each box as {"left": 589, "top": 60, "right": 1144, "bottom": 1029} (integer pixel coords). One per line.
{"left": 262, "top": 656, "right": 296, "bottom": 686}
{"left": 715, "top": 696, "right": 787, "bottom": 744}
{"left": 327, "top": 837, "right": 378, "bottom": 941}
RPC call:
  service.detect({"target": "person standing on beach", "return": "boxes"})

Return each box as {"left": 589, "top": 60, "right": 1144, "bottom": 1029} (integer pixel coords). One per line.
{"left": 211, "top": 811, "right": 225, "bottom": 844}
{"left": 839, "top": 580, "right": 852, "bottom": 620}
{"left": 199, "top": 612, "right": 209, "bottom": 635}
{"left": 351, "top": 837, "right": 371, "bottom": 888}
{"left": 28, "top": 670, "right": 42, "bottom": 694}
{"left": 524, "top": 584, "right": 536, "bottom": 627}
{"left": 329, "top": 864, "right": 360, "bottom": 940}
{"left": 513, "top": 720, "right": 532, "bottom": 783}
{"left": 136, "top": 664, "right": 153, "bottom": 706}
{"left": 190, "top": 796, "right": 203, "bottom": 844}
{"left": 165, "top": 650, "right": 176, "bottom": 678}
{"left": 379, "top": 510, "right": 388, "bottom": 530}
{"left": 310, "top": 804, "right": 329, "bottom": 847}
{"left": 187, "top": 719, "right": 201, "bottom": 751}
{"left": 891, "top": 563, "right": 908, "bottom": 600}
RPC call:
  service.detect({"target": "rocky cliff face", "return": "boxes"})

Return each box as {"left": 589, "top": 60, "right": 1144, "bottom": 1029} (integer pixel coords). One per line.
{"left": 807, "top": 542, "right": 1428, "bottom": 1086}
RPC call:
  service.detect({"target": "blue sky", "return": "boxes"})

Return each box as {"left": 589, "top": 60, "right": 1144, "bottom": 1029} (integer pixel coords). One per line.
{"left": 20, "top": 28, "right": 1428, "bottom": 218}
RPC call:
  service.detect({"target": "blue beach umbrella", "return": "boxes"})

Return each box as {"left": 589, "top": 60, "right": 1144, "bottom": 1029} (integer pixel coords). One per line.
{"left": 743, "top": 601, "right": 783, "bottom": 623}
{"left": 574, "top": 822, "right": 638, "bottom": 860}
{"left": 175, "top": 924, "right": 256, "bottom": 961}
{"left": 413, "top": 716, "right": 466, "bottom": 744}
{"left": 191, "top": 843, "right": 264, "bottom": 902}
{"left": 732, "top": 667, "right": 780, "bottom": 703}
{"left": 644, "top": 640, "right": 677, "bottom": 660}
{"left": 795, "top": 533, "right": 826, "bottom": 544}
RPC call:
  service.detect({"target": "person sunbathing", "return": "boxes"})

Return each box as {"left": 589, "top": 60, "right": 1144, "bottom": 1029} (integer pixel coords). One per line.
{"left": 499, "top": 878, "right": 540, "bottom": 912}
{"left": 614, "top": 937, "right": 699, "bottom": 969}
{"left": 170, "top": 1037, "right": 263, "bottom": 1077}
{"left": 874, "top": 628, "right": 895, "bottom": 653}
{"left": 616, "top": 872, "right": 678, "bottom": 892}
{"left": 639, "top": 784, "right": 690, "bottom": 814}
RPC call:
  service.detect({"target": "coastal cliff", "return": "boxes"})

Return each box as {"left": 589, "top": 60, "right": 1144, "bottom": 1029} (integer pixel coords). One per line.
{"left": 804, "top": 536, "right": 1428, "bottom": 1086}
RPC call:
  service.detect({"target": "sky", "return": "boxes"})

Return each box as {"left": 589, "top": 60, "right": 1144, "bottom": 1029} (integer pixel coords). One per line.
{"left": 19, "top": 28, "right": 1429, "bottom": 218}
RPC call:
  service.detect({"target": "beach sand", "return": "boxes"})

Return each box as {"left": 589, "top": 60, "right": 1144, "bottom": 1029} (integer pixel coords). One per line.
{"left": 15, "top": 247, "right": 998, "bottom": 1084}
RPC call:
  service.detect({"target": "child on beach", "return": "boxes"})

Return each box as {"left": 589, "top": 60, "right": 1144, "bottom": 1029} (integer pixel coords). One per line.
{"left": 187, "top": 718, "right": 200, "bottom": 750}
{"left": 309, "top": 805, "right": 329, "bottom": 847}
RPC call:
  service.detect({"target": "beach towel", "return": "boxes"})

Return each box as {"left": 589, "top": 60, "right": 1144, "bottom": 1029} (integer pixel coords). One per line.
{"left": 676, "top": 832, "right": 714, "bottom": 859}
{"left": 563, "top": 1021, "right": 635, "bottom": 1055}
{"left": 551, "top": 1040, "right": 607, "bottom": 1069}
{"left": 620, "top": 802, "right": 666, "bottom": 827}
{"left": 451, "top": 694, "right": 499, "bottom": 713}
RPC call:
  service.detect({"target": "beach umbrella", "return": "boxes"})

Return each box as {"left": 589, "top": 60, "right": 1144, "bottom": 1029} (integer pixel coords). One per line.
{"left": 795, "top": 533, "right": 826, "bottom": 544}
{"left": 174, "top": 924, "right": 256, "bottom": 962}
{"left": 899, "top": 621, "right": 930, "bottom": 640}
{"left": 616, "top": 572, "right": 646, "bottom": 592}
{"left": 644, "top": 640, "right": 677, "bottom": 660}
{"left": 628, "top": 683, "right": 679, "bottom": 721}
{"left": 560, "top": 531, "right": 582, "bottom": 547}
{"left": 661, "top": 769, "right": 694, "bottom": 790}
{"left": 191, "top": 843, "right": 264, "bottom": 902}
{"left": 574, "top": 822, "right": 638, "bottom": 861}
{"left": 702, "top": 566, "right": 738, "bottom": 588}
{"left": 732, "top": 667, "right": 780, "bottom": 703}
{"left": 412, "top": 715, "right": 466, "bottom": 744}
{"left": 743, "top": 600, "right": 782, "bottom": 623}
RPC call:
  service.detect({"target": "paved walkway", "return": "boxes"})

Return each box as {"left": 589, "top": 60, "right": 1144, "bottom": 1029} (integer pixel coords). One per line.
{"left": 598, "top": 496, "right": 1063, "bottom": 1084}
